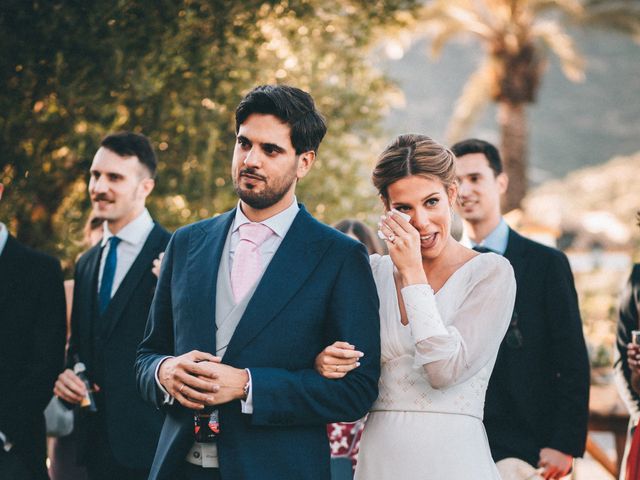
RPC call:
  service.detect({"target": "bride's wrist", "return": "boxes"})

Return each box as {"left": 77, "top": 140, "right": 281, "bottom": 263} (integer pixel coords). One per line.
{"left": 398, "top": 268, "right": 428, "bottom": 287}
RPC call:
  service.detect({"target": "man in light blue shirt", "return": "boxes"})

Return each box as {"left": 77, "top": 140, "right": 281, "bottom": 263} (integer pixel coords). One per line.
{"left": 453, "top": 138, "right": 590, "bottom": 480}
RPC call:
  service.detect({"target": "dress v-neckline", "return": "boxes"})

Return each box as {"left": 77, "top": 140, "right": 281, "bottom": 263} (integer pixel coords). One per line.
{"left": 393, "top": 252, "right": 485, "bottom": 295}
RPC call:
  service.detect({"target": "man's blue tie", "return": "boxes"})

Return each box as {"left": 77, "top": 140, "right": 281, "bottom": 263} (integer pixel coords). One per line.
{"left": 99, "top": 236, "right": 121, "bottom": 315}
{"left": 472, "top": 245, "right": 494, "bottom": 254}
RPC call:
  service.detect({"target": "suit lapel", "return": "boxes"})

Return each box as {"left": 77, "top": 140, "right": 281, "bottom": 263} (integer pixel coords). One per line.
{"left": 101, "top": 224, "right": 165, "bottom": 342}
{"left": 503, "top": 228, "right": 528, "bottom": 289}
{"left": 223, "top": 208, "right": 330, "bottom": 362}
{"left": 75, "top": 244, "right": 102, "bottom": 363}
{"left": 0, "top": 236, "right": 18, "bottom": 312}
{"left": 185, "top": 211, "right": 235, "bottom": 354}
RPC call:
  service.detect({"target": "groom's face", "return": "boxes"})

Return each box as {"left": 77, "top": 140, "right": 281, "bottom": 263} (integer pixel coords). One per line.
{"left": 231, "top": 113, "right": 300, "bottom": 211}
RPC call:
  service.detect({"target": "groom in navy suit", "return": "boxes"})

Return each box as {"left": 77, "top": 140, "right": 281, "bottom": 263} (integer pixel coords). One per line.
{"left": 136, "top": 85, "right": 381, "bottom": 480}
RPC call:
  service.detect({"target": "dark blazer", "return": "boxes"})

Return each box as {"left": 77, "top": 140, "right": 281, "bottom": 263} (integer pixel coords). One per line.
{"left": 136, "top": 206, "right": 381, "bottom": 480}
{"left": 615, "top": 264, "right": 640, "bottom": 417}
{"left": 483, "top": 228, "right": 590, "bottom": 467}
{"left": 0, "top": 235, "right": 66, "bottom": 479}
{"left": 67, "top": 222, "right": 170, "bottom": 469}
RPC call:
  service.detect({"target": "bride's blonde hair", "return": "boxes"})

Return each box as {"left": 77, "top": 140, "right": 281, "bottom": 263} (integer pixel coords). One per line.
{"left": 372, "top": 134, "right": 456, "bottom": 206}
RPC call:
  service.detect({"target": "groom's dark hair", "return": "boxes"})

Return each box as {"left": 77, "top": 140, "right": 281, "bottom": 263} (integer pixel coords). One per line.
{"left": 235, "top": 85, "right": 327, "bottom": 155}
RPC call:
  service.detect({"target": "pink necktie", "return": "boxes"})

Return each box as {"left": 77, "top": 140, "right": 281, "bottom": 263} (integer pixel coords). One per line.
{"left": 230, "top": 222, "right": 274, "bottom": 303}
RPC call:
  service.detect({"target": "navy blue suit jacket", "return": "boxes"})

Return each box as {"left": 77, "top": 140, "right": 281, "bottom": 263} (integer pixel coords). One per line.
{"left": 67, "top": 223, "right": 170, "bottom": 468}
{"left": 136, "top": 206, "right": 381, "bottom": 480}
{"left": 0, "top": 236, "right": 66, "bottom": 479}
{"left": 483, "top": 228, "right": 590, "bottom": 466}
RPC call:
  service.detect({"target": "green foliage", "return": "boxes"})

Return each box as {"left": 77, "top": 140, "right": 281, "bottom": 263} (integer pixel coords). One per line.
{"left": 0, "top": 0, "right": 418, "bottom": 271}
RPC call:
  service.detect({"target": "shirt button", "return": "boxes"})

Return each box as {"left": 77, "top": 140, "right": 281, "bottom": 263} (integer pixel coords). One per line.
{"left": 194, "top": 451, "right": 201, "bottom": 459}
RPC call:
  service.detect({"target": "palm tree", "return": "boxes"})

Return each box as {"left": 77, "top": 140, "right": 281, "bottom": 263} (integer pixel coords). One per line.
{"left": 418, "top": 0, "right": 640, "bottom": 211}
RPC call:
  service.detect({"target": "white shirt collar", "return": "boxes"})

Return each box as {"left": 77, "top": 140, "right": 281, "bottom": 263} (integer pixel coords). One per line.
{"left": 100, "top": 208, "right": 154, "bottom": 247}
{"left": 232, "top": 197, "right": 300, "bottom": 238}
{"left": 0, "top": 222, "right": 8, "bottom": 256}
{"left": 460, "top": 218, "right": 509, "bottom": 255}
{"left": 481, "top": 218, "right": 509, "bottom": 255}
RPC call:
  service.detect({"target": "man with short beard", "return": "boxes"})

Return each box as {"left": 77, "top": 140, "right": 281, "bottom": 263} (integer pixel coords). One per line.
{"left": 54, "top": 132, "right": 170, "bottom": 480}
{"left": 135, "top": 85, "right": 381, "bottom": 480}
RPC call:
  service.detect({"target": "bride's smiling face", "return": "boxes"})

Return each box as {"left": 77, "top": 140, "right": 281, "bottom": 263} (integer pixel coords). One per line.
{"left": 386, "top": 175, "right": 457, "bottom": 260}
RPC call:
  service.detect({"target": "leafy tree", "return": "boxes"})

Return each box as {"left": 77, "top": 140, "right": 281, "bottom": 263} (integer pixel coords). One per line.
{"left": 414, "top": 0, "right": 640, "bottom": 211}
{"left": 0, "top": 0, "right": 417, "bottom": 270}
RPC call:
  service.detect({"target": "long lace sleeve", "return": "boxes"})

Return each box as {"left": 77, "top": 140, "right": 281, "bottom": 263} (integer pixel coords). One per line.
{"left": 401, "top": 254, "right": 516, "bottom": 389}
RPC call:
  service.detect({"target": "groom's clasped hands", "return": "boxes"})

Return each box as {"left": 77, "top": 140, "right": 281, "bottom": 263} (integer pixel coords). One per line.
{"left": 158, "top": 350, "right": 249, "bottom": 409}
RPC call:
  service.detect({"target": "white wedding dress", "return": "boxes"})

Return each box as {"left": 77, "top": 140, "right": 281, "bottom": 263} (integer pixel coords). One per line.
{"left": 355, "top": 253, "right": 516, "bottom": 480}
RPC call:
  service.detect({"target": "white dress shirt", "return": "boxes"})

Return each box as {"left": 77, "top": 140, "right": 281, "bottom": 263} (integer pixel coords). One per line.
{"left": 0, "top": 222, "right": 8, "bottom": 257}
{"left": 0, "top": 223, "right": 9, "bottom": 450}
{"left": 98, "top": 209, "right": 154, "bottom": 298}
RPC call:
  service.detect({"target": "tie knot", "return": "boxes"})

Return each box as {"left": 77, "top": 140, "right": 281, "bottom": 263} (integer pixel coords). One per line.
{"left": 472, "top": 245, "right": 493, "bottom": 254}
{"left": 238, "top": 222, "right": 274, "bottom": 246}
{"left": 109, "top": 236, "right": 121, "bottom": 248}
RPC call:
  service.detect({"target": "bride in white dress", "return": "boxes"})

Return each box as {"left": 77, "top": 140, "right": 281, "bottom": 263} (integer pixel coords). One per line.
{"left": 315, "top": 134, "right": 516, "bottom": 479}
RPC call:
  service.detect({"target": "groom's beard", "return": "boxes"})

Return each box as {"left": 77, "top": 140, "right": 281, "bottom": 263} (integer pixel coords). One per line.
{"left": 233, "top": 166, "right": 297, "bottom": 210}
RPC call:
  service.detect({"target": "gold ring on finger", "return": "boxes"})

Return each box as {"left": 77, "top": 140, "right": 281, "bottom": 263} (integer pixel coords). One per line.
{"left": 388, "top": 233, "right": 396, "bottom": 243}
{"left": 179, "top": 383, "right": 185, "bottom": 394}
{"left": 334, "top": 365, "right": 339, "bottom": 372}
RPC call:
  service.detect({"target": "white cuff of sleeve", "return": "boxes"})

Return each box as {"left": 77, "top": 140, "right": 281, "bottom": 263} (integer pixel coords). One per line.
{"left": 401, "top": 284, "right": 448, "bottom": 341}
{"left": 154, "top": 356, "right": 175, "bottom": 405}
{"left": 0, "top": 430, "right": 12, "bottom": 452}
{"left": 240, "top": 369, "right": 253, "bottom": 414}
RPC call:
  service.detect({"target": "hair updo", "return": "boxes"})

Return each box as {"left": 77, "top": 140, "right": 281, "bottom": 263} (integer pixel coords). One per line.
{"left": 372, "top": 134, "right": 457, "bottom": 204}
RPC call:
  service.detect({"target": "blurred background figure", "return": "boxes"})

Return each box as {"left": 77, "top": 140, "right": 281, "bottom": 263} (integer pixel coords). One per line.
{"left": 48, "top": 212, "right": 104, "bottom": 480}
{"left": 64, "top": 214, "right": 106, "bottom": 337}
{"left": 328, "top": 219, "right": 382, "bottom": 479}
{"left": 452, "top": 139, "right": 590, "bottom": 479}
{"left": 53, "top": 132, "right": 170, "bottom": 480}
{"left": 334, "top": 219, "right": 384, "bottom": 256}
{"left": 614, "top": 212, "right": 640, "bottom": 480}
{"left": 0, "top": 183, "right": 67, "bottom": 480}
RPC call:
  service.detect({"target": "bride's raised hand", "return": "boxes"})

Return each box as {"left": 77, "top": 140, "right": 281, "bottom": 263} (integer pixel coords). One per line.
{"left": 314, "top": 341, "right": 363, "bottom": 379}
{"left": 379, "top": 210, "right": 426, "bottom": 285}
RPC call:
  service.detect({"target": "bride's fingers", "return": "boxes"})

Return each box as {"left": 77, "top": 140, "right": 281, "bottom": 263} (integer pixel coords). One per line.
{"left": 319, "top": 355, "right": 359, "bottom": 368}
{"left": 378, "top": 220, "right": 392, "bottom": 234}
{"left": 389, "top": 209, "right": 413, "bottom": 231}
{"left": 381, "top": 214, "right": 413, "bottom": 241}
{"left": 378, "top": 221, "right": 398, "bottom": 243}
{"left": 380, "top": 215, "right": 402, "bottom": 236}
{"left": 384, "top": 211, "right": 412, "bottom": 235}
{"left": 325, "top": 345, "right": 363, "bottom": 359}
{"left": 332, "top": 341, "right": 355, "bottom": 350}
{"left": 335, "top": 362, "right": 360, "bottom": 372}
{"left": 321, "top": 362, "right": 357, "bottom": 378}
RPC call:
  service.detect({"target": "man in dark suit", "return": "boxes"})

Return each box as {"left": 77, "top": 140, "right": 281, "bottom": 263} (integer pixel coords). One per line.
{"left": 136, "top": 85, "right": 381, "bottom": 480}
{"left": 54, "top": 132, "right": 170, "bottom": 480}
{"left": 0, "top": 183, "right": 66, "bottom": 479}
{"left": 452, "top": 139, "right": 590, "bottom": 479}
{"left": 615, "top": 260, "right": 640, "bottom": 472}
